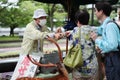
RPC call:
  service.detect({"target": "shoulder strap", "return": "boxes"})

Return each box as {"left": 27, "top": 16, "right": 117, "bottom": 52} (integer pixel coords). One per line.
{"left": 107, "top": 21, "right": 120, "bottom": 31}
{"left": 107, "top": 21, "right": 120, "bottom": 51}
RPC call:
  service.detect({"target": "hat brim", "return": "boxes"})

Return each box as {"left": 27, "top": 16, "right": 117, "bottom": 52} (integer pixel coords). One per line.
{"left": 33, "top": 14, "right": 48, "bottom": 18}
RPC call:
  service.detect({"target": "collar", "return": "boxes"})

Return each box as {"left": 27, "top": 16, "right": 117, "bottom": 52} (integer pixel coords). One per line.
{"left": 101, "top": 17, "right": 111, "bottom": 28}
{"left": 32, "top": 20, "right": 42, "bottom": 30}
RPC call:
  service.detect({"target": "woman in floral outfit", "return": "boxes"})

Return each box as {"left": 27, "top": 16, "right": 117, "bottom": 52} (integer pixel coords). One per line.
{"left": 65, "top": 10, "right": 98, "bottom": 80}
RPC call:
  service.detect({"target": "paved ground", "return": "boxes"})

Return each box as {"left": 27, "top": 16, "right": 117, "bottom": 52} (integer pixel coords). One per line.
{"left": 0, "top": 47, "right": 20, "bottom": 53}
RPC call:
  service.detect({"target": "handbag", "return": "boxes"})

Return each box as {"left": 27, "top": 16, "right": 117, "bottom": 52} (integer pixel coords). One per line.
{"left": 16, "top": 36, "right": 69, "bottom": 80}
{"left": 63, "top": 44, "right": 83, "bottom": 68}
{"left": 63, "top": 27, "right": 83, "bottom": 68}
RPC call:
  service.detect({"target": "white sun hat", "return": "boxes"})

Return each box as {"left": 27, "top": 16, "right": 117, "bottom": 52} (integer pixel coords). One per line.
{"left": 32, "top": 9, "right": 48, "bottom": 18}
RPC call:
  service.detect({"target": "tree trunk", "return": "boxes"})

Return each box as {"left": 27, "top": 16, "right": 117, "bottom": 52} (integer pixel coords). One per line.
{"left": 50, "top": 16, "right": 53, "bottom": 31}
{"left": 48, "top": 4, "right": 56, "bottom": 31}
{"left": 10, "top": 27, "right": 14, "bottom": 36}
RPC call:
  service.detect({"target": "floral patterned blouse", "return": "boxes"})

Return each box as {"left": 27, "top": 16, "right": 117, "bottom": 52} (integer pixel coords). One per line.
{"left": 69, "top": 25, "right": 98, "bottom": 77}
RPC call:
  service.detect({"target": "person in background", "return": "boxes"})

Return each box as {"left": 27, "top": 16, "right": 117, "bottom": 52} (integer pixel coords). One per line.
{"left": 116, "top": 10, "right": 120, "bottom": 26}
{"left": 21, "top": 9, "right": 61, "bottom": 55}
{"left": 90, "top": 2, "right": 120, "bottom": 80}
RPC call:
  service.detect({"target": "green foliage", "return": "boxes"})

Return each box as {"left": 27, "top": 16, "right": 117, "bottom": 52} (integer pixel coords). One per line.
{"left": 0, "top": 8, "right": 21, "bottom": 26}
{"left": 92, "top": 20, "right": 100, "bottom": 26}
{"left": 53, "top": 21, "right": 64, "bottom": 27}
{"left": 0, "top": 51, "right": 19, "bottom": 57}
{"left": 0, "top": 0, "right": 48, "bottom": 36}
{"left": 110, "top": 10, "right": 117, "bottom": 19}
{"left": 53, "top": 9, "right": 67, "bottom": 27}
{"left": 0, "top": 36, "right": 21, "bottom": 41}
{"left": 0, "top": 0, "right": 67, "bottom": 33}
{"left": 54, "top": 11, "right": 67, "bottom": 22}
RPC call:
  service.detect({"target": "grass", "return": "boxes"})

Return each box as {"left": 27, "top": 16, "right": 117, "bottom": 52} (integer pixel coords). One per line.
{"left": 0, "top": 51, "right": 19, "bottom": 58}
{"left": 0, "top": 36, "right": 22, "bottom": 41}
{"left": 0, "top": 36, "right": 22, "bottom": 48}
{"left": 0, "top": 36, "right": 21, "bottom": 57}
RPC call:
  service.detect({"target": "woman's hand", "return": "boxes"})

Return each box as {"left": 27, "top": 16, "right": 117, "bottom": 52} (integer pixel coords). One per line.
{"left": 96, "top": 46, "right": 102, "bottom": 53}
{"left": 90, "top": 31, "right": 98, "bottom": 41}
{"left": 65, "top": 31, "right": 71, "bottom": 37}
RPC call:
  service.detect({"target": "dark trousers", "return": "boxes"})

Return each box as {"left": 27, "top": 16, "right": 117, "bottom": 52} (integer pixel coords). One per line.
{"left": 104, "top": 51, "right": 120, "bottom": 80}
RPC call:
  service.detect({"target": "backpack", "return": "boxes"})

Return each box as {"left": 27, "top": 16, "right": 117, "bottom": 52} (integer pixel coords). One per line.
{"left": 107, "top": 21, "right": 120, "bottom": 51}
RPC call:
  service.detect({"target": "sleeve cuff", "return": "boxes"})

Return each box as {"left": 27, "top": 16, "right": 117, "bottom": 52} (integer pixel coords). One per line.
{"left": 45, "top": 33, "right": 55, "bottom": 39}
{"left": 95, "top": 38, "right": 100, "bottom": 45}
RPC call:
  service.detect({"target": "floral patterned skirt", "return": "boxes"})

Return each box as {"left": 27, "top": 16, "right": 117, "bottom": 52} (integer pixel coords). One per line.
{"left": 72, "top": 67, "right": 98, "bottom": 80}
{"left": 71, "top": 54, "right": 99, "bottom": 80}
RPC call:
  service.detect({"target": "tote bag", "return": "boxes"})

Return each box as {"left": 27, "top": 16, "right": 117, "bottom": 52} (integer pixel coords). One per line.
{"left": 63, "top": 44, "right": 83, "bottom": 68}
{"left": 63, "top": 27, "right": 83, "bottom": 68}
